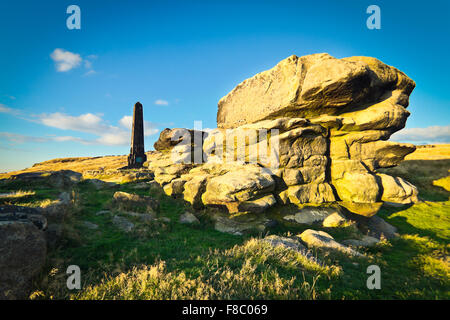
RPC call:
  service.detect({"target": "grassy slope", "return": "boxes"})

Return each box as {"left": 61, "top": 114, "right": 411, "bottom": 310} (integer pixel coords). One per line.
{"left": 0, "top": 145, "right": 449, "bottom": 300}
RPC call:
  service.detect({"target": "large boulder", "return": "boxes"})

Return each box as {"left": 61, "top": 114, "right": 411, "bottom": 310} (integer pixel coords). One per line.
{"left": 217, "top": 54, "right": 414, "bottom": 129}
{"left": 143, "top": 53, "right": 418, "bottom": 219}
{"left": 0, "top": 206, "right": 47, "bottom": 299}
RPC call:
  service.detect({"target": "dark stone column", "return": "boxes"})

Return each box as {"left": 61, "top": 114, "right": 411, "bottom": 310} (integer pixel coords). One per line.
{"left": 127, "top": 102, "right": 147, "bottom": 168}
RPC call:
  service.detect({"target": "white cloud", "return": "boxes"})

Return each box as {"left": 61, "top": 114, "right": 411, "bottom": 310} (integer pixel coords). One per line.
{"left": 0, "top": 104, "right": 13, "bottom": 114}
{"left": 52, "top": 136, "right": 92, "bottom": 144}
{"left": 0, "top": 132, "right": 48, "bottom": 144}
{"left": 50, "top": 49, "right": 82, "bottom": 72}
{"left": 0, "top": 104, "right": 21, "bottom": 116}
{"left": 39, "top": 112, "right": 104, "bottom": 133}
{"left": 32, "top": 112, "right": 159, "bottom": 146}
{"left": 83, "top": 70, "right": 97, "bottom": 77}
{"left": 391, "top": 125, "right": 450, "bottom": 144}
{"left": 1, "top": 106, "right": 159, "bottom": 147}
{"left": 154, "top": 99, "right": 169, "bottom": 106}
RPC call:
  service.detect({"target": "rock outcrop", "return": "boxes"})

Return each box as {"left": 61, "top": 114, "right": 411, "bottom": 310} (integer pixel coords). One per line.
{"left": 0, "top": 206, "right": 47, "bottom": 299}
{"left": 150, "top": 53, "right": 418, "bottom": 217}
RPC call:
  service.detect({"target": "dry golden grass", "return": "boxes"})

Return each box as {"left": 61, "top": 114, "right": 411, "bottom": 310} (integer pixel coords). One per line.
{"left": 0, "top": 155, "right": 128, "bottom": 179}
{"left": 405, "top": 144, "right": 450, "bottom": 160}
{"left": 0, "top": 190, "right": 35, "bottom": 198}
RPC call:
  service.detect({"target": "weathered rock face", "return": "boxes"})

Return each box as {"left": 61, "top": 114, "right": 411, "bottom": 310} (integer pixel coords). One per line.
{"left": 217, "top": 54, "right": 414, "bottom": 129}
{"left": 150, "top": 53, "right": 418, "bottom": 217}
{"left": 0, "top": 206, "right": 47, "bottom": 299}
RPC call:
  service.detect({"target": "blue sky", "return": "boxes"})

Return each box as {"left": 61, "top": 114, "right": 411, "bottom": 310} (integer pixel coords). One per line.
{"left": 0, "top": 0, "right": 449, "bottom": 172}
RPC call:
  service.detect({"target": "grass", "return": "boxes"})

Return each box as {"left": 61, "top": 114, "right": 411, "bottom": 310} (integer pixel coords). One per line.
{"left": 0, "top": 145, "right": 448, "bottom": 299}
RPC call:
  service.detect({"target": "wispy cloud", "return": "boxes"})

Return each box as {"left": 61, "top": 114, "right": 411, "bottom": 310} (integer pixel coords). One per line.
{"left": 33, "top": 112, "right": 159, "bottom": 146}
{"left": 50, "top": 49, "right": 98, "bottom": 75}
{"left": 0, "top": 132, "right": 49, "bottom": 144}
{"left": 0, "top": 132, "right": 92, "bottom": 145}
{"left": 1, "top": 105, "right": 160, "bottom": 147}
{"left": 391, "top": 125, "right": 450, "bottom": 144}
{"left": 0, "top": 103, "right": 21, "bottom": 116}
{"left": 154, "top": 99, "right": 169, "bottom": 106}
{"left": 50, "top": 49, "right": 82, "bottom": 72}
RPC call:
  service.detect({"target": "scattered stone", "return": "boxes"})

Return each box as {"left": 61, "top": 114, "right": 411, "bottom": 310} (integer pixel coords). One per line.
{"left": 88, "top": 179, "right": 117, "bottom": 190}
{"left": 132, "top": 182, "right": 150, "bottom": 190}
{"left": 364, "top": 216, "right": 399, "bottom": 240}
{"left": 322, "top": 212, "right": 348, "bottom": 227}
{"left": 179, "top": 212, "right": 200, "bottom": 224}
{"left": 0, "top": 220, "right": 47, "bottom": 299}
{"left": 0, "top": 205, "right": 47, "bottom": 230}
{"left": 96, "top": 210, "right": 111, "bottom": 216}
{"left": 213, "top": 213, "right": 274, "bottom": 235}
{"left": 261, "top": 235, "right": 320, "bottom": 263}
{"left": 113, "top": 191, "right": 159, "bottom": 211}
{"left": 59, "top": 192, "right": 71, "bottom": 205}
{"left": 122, "top": 211, "right": 156, "bottom": 222}
{"left": 283, "top": 206, "right": 337, "bottom": 225}
{"left": 159, "top": 217, "right": 171, "bottom": 223}
{"left": 147, "top": 180, "right": 162, "bottom": 190}
{"left": 83, "top": 221, "right": 99, "bottom": 230}
{"left": 342, "top": 236, "right": 380, "bottom": 247}
{"left": 298, "top": 229, "right": 362, "bottom": 257}
{"left": 112, "top": 215, "right": 134, "bottom": 232}
{"left": 261, "top": 235, "right": 306, "bottom": 252}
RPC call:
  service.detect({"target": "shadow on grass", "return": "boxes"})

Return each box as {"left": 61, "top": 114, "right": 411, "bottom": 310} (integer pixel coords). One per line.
{"left": 378, "top": 203, "right": 449, "bottom": 244}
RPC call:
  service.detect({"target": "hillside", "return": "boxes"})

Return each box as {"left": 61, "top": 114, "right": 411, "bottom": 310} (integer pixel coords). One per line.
{"left": 0, "top": 144, "right": 448, "bottom": 299}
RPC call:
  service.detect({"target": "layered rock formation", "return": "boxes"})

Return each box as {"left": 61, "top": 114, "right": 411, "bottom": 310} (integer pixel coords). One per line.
{"left": 150, "top": 53, "right": 418, "bottom": 216}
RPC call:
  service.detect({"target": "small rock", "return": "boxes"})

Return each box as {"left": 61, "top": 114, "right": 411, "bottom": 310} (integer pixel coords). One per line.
{"left": 147, "top": 180, "right": 161, "bottom": 189}
{"left": 159, "top": 217, "right": 171, "bottom": 223}
{"left": 83, "top": 221, "right": 99, "bottom": 230}
{"left": 113, "top": 191, "right": 159, "bottom": 211}
{"left": 261, "top": 235, "right": 320, "bottom": 263}
{"left": 133, "top": 182, "right": 150, "bottom": 190}
{"left": 58, "top": 192, "right": 71, "bottom": 205}
{"left": 112, "top": 215, "right": 134, "bottom": 232}
{"left": 179, "top": 212, "right": 200, "bottom": 224}
{"left": 342, "top": 235, "right": 380, "bottom": 247}
{"left": 322, "top": 212, "right": 348, "bottom": 227}
{"left": 283, "top": 207, "right": 337, "bottom": 225}
{"left": 89, "top": 179, "right": 117, "bottom": 190}
{"left": 363, "top": 216, "right": 399, "bottom": 240}
{"left": 262, "top": 235, "right": 306, "bottom": 252}
{"left": 95, "top": 210, "right": 110, "bottom": 216}
{"left": 122, "top": 211, "right": 156, "bottom": 222}
{"left": 298, "top": 229, "right": 362, "bottom": 257}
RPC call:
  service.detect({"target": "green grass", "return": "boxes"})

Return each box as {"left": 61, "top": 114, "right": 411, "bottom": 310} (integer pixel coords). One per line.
{"left": 1, "top": 158, "right": 448, "bottom": 300}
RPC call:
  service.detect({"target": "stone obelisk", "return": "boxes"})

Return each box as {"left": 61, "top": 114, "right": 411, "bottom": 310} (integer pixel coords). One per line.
{"left": 127, "top": 102, "right": 147, "bottom": 168}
